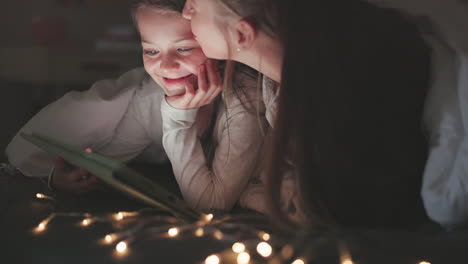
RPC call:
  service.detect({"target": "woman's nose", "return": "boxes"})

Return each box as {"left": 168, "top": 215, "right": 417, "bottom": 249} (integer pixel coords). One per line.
{"left": 182, "top": 0, "right": 193, "bottom": 20}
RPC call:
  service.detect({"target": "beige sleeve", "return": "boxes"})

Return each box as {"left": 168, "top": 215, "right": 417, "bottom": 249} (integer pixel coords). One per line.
{"left": 161, "top": 98, "right": 267, "bottom": 211}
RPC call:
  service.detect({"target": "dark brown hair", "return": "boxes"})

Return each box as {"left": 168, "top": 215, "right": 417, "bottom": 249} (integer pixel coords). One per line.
{"left": 269, "top": 0, "right": 430, "bottom": 229}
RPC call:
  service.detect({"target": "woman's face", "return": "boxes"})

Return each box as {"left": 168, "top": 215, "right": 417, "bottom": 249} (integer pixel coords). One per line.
{"left": 182, "top": 0, "right": 230, "bottom": 60}
{"left": 136, "top": 7, "right": 207, "bottom": 96}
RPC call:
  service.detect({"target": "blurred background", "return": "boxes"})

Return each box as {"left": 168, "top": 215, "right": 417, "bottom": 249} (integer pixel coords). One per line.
{"left": 0, "top": 0, "right": 142, "bottom": 160}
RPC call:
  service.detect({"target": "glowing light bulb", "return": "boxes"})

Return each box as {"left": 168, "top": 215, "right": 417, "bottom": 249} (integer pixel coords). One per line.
{"left": 114, "top": 212, "right": 125, "bottom": 221}
{"left": 342, "top": 258, "right": 353, "bottom": 264}
{"left": 256, "top": 241, "right": 273, "bottom": 257}
{"left": 116, "top": 241, "right": 128, "bottom": 253}
{"left": 213, "top": 230, "right": 223, "bottom": 240}
{"left": 291, "top": 258, "right": 305, "bottom": 264}
{"left": 204, "top": 213, "right": 214, "bottom": 222}
{"left": 237, "top": 252, "right": 250, "bottom": 264}
{"left": 33, "top": 214, "right": 55, "bottom": 234}
{"left": 104, "top": 234, "right": 116, "bottom": 244}
{"left": 168, "top": 227, "right": 179, "bottom": 237}
{"left": 85, "top": 147, "right": 92, "bottom": 153}
{"left": 232, "top": 242, "right": 246, "bottom": 253}
{"left": 419, "top": 262, "right": 431, "bottom": 264}
{"left": 81, "top": 218, "right": 92, "bottom": 226}
{"left": 195, "top": 228, "right": 204, "bottom": 237}
{"left": 35, "top": 193, "right": 54, "bottom": 200}
{"left": 35, "top": 222, "right": 47, "bottom": 233}
{"left": 205, "top": 254, "right": 220, "bottom": 264}
{"left": 261, "top": 232, "right": 271, "bottom": 241}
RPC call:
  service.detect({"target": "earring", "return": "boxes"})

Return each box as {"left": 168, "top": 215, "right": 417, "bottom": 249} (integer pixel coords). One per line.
{"left": 236, "top": 47, "right": 241, "bottom": 52}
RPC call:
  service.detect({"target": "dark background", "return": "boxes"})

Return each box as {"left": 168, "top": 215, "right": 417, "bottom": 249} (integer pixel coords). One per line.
{"left": 0, "top": 0, "right": 142, "bottom": 160}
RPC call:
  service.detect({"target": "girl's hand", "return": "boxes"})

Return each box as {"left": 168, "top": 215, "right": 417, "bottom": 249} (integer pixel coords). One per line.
{"left": 166, "top": 59, "right": 222, "bottom": 109}
{"left": 51, "top": 156, "right": 100, "bottom": 193}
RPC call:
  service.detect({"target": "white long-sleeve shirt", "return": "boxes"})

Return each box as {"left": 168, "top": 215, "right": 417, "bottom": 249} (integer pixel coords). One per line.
{"left": 6, "top": 68, "right": 159, "bottom": 177}
{"left": 368, "top": 0, "right": 468, "bottom": 228}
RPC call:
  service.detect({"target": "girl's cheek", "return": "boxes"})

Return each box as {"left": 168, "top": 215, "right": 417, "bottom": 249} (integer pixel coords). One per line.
{"left": 185, "top": 51, "right": 208, "bottom": 74}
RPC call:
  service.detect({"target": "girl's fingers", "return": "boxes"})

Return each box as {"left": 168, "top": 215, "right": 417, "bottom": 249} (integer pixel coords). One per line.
{"left": 206, "top": 87, "right": 222, "bottom": 104}
{"left": 197, "top": 63, "right": 208, "bottom": 92}
{"left": 186, "top": 83, "right": 196, "bottom": 95}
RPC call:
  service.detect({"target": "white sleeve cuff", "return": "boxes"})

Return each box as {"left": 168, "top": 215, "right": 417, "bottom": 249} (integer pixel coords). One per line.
{"left": 160, "top": 96, "right": 199, "bottom": 122}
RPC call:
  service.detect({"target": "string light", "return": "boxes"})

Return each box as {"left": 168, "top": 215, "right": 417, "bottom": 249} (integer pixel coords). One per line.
{"left": 34, "top": 222, "right": 47, "bottom": 233}
{"left": 168, "top": 227, "right": 179, "bottom": 237}
{"left": 29, "top": 185, "right": 280, "bottom": 264}
{"left": 195, "top": 227, "right": 204, "bottom": 237}
{"left": 205, "top": 254, "right": 220, "bottom": 264}
{"left": 237, "top": 252, "right": 250, "bottom": 264}
{"left": 114, "top": 212, "right": 125, "bottom": 221}
{"left": 35, "top": 193, "right": 54, "bottom": 201}
{"left": 213, "top": 230, "right": 224, "bottom": 240}
{"left": 419, "top": 262, "right": 431, "bottom": 264}
{"left": 256, "top": 241, "right": 273, "bottom": 257}
{"left": 104, "top": 234, "right": 117, "bottom": 244}
{"left": 291, "top": 258, "right": 305, "bottom": 264}
{"left": 232, "top": 242, "right": 246, "bottom": 253}
{"left": 204, "top": 213, "right": 214, "bottom": 222}
{"left": 260, "top": 232, "right": 271, "bottom": 241}
{"left": 27, "top": 178, "right": 291, "bottom": 263}
{"left": 342, "top": 258, "right": 353, "bottom": 264}
{"left": 113, "top": 211, "right": 139, "bottom": 221}
{"left": 81, "top": 218, "right": 92, "bottom": 227}
{"left": 115, "top": 241, "right": 128, "bottom": 254}
{"left": 33, "top": 214, "right": 55, "bottom": 234}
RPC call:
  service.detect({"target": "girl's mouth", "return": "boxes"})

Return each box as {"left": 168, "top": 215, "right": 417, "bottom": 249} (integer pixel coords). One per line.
{"left": 163, "top": 74, "right": 194, "bottom": 86}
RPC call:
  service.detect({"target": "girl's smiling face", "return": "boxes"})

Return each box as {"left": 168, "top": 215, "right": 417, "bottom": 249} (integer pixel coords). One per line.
{"left": 136, "top": 7, "right": 207, "bottom": 96}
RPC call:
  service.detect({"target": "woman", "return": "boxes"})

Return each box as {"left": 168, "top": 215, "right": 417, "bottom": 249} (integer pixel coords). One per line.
{"left": 182, "top": 0, "right": 431, "bottom": 229}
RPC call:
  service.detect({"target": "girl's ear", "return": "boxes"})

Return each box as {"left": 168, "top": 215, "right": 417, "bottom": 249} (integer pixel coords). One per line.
{"left": 232, "top": 18, "right": 257, "bottom": 50}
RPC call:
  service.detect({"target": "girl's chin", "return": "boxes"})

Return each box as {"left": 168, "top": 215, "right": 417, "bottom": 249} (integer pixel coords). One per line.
{"left": 166, "top": 88, "right": 186, "bottom": 97}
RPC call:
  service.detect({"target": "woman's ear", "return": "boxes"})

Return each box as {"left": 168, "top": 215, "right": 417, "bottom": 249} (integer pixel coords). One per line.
{"left": 232, "top": 18, "right": 257, "bottom": 50}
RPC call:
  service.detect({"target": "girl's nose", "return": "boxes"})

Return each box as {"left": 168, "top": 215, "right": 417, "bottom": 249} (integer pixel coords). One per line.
{"left": 160, "top": 55, "right": 180, "bottom": 73}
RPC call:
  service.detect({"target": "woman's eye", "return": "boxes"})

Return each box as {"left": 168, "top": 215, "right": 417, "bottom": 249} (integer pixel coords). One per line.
{"left": 144, "top": 50, "right": 159, "bottom": 56}
{"left": 178, "top": 47, "right": 194, "bottom": 53}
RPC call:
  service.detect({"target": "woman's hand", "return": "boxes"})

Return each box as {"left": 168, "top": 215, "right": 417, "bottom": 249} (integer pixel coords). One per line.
{"left": 51, "top": 156, "right": 100, "bottom": 193}
{"left": 166, "top": 59, "right": 222, "bottom": 109}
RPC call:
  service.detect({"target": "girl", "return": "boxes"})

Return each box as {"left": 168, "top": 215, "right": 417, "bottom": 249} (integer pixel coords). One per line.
{"left": 182, "top": 0, "right": 432, "bottom": 229}
{"left": 6, "top": 0, "right": 268, "bottom": 211}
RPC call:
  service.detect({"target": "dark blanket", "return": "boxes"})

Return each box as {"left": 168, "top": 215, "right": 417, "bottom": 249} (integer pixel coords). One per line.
{"left": 1, "top": 164, "right": 467, "bottom": 264}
